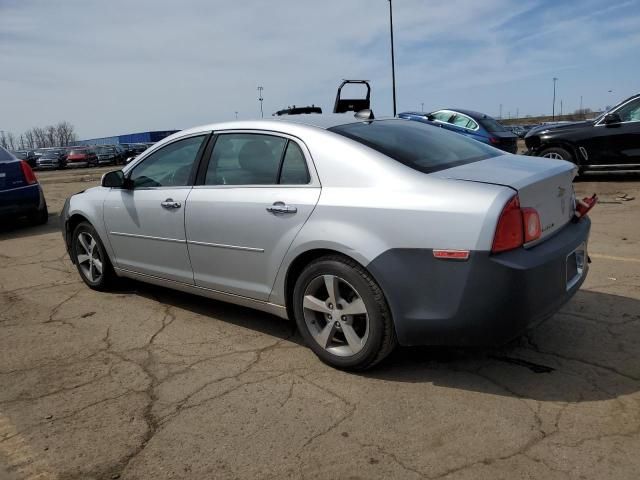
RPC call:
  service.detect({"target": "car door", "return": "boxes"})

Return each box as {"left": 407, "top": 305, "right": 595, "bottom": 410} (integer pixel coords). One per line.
{"left": 103, "top": 133, "right": 208, "bottom": 283}
{"left": 585, "top": 97, "right": 640, "bottom": 167}
{"left": 185, "top": 132, "right": 321, "bottom": 301}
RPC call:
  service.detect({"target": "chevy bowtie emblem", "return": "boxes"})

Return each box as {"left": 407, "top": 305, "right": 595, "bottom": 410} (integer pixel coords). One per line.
{"left": 557, "top": 186, "right": 566, "bottom": 197}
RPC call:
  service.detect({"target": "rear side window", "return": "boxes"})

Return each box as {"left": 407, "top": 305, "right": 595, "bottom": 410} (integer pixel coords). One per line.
{"left": 0, "top": 146, "right": 14, "bottom": 162}
{"left": 279, "top": 141, "right": 310, "bottom": 185}
{"left": 329, "top": 119, "right": 500, "bottom": 174}
{"left": 205, "top": 134, "right": 286, "bottom": 185}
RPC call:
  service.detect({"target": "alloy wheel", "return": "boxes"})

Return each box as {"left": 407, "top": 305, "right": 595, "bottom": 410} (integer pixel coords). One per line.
{"left": 302, "top": 274, "right": 369, "bottom": 357}
{"left": 76, "top": 231, "right": 103, "bottom": 283}
{"left": 543, "top": 152, "right": 565, "bottom": 160}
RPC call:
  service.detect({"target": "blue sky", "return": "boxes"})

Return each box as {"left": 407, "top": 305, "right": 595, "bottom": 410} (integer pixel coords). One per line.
{"left": 1, "top": 0, "right": 639, "bottom": 138}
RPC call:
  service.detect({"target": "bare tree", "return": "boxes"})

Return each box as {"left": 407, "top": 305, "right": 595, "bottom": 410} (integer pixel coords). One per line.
{"left": 0, "top": 131, "right": 7, "bottom": 149}
{"left": 24, "top": 130, "right": 35, "bottom": 149}
{"left": 45, "top": 125, "right": 57, "bottom": 147}
{"left": 55, "top": 121, "right": 77, "bottom": 146}
{"left": 33, "top": 127, "right": 47, "bottom": 148}
{"left": 19, "top": 134, "right": 26, "bottom": 150}
{"left": 6, "top": 132, "right": 16, "bottom": 150}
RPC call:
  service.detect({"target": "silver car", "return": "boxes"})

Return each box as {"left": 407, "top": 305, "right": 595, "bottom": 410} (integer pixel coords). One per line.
{"left": 61, "top": 114, "right": 591, "bottom": 370}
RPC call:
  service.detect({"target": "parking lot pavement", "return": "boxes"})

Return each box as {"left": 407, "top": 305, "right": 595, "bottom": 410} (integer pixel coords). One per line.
{"left": 1, "top": 170, "right": 639, "bottom": 480}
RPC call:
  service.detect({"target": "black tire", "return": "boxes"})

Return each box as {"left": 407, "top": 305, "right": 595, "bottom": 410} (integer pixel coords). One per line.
{"left": 292, "top": 255, "right": 397, "bottom": 371}
{"left": 539, "top": 147, "right": 574, "bottom": 162}
{"left": 71, "top": 221, "right": 116, "bottom": 290}
{"left": 29, "top": 202, "right": 48, "bottom": 225}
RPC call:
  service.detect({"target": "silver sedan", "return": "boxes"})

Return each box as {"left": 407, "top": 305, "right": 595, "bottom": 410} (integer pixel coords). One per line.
{"left": 61, "top": 114, "right": 591, "bottom": 370}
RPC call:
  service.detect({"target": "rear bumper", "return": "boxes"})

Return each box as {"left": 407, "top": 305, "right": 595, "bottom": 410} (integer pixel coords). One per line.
{"left": 0, "top": 184, "right": 43, "bottom": 218}
{"left": 367, "top": 217, "right": 591, "bottom": 347}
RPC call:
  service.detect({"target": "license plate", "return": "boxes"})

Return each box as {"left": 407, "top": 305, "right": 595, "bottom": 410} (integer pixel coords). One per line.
{"left": 566, "top": 243, "right": 586, "bottom": 290}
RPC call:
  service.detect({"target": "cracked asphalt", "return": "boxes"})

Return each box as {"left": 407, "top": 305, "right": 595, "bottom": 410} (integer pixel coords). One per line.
{"left": 1, "top": 167, "right": 639, "bottom": 480}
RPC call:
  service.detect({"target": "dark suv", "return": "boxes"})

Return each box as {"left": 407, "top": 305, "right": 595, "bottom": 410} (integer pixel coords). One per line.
{"left": 525, "top": 93, "right": 640, "bottom": 173}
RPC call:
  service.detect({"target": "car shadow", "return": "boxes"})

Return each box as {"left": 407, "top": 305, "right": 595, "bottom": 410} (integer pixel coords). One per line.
{"left": 110, "top": 283, "right": 639, "bottom": 403}
{"left": 0, "top": 213, "right": 61, "bottom": 239}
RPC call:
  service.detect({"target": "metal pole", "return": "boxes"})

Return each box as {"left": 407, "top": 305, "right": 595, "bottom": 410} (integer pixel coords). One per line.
{"left": 235, "top": 111, "right": 238, "bottom": 120}
{"left": 389, "top": 0, "right": 397, "bottom": 116}
{"left": 516, "top": 108, "right": 519, "bottom": 119}
{"left": 257, "top": 86, "right": 264, "bottom": 119}
{"left": 552, "top": 77, "right": 558, "bottom": 121}
{"left": 421, "top": 102, "right": 424, "bottom": 112}
{"left": 580, "top": 95, "right": 583, "bottom": 119}
{"left": 560, "top": 99, "right": 563, "bottom": 117}
{"left": 499, "top": 104, "right": 502, "bottom": 119}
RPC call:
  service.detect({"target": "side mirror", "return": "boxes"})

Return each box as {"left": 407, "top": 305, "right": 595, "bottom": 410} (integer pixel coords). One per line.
{"left": 603, "top": 113, "right": 621, "bottom": 125}
{"left": 101, "top": 170, "right": 127, "bottom": 188}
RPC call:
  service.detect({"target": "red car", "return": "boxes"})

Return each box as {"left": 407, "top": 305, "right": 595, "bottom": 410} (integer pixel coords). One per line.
{"left": 66, "top": 148, "right": 98, "bottom": 168}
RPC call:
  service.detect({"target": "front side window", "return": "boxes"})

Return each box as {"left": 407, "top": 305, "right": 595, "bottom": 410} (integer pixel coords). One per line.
{"left": 616, "top": 98, "right": 640, "bottom": 122}
{"left": 204, "top": 133, "right": 287, "bottom": 185}
{"left": 330, "top": 119, "right": 500, "bottom": 174}
{"left": 130, "top": 135, "right": 206, "bottom": 188}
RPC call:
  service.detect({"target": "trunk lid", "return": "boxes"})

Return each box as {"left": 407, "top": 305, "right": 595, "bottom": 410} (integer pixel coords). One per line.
{"left": 432, "top": 154, "right": 577, "bottom": 244}
{"left": 0, "top": 159, "right": 27, "bottom": 191}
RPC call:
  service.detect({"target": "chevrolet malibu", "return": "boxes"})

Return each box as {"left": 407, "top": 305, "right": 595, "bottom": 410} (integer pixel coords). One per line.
{"left": 61, "top": 114, "right": 591, "bottom": 370}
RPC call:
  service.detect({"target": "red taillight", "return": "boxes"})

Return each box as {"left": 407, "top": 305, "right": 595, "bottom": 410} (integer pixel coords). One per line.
{"left": 433, "top": 249, "right": 470, "bottom": 260}
{"left": 20, "top": 160, "right": 38, "bottom": 185}
{"left": 522, "top": 208, "right": 541, "bottom": 243}
{"left": 492, "top": 196, "right": 524, "bottom": 253}
{"left": 489, "top": 136, "right": 500, "bottom": 145}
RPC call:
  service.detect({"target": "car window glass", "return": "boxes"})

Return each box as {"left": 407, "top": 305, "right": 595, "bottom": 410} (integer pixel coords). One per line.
{"left": 330, "top": 119, "right": 500, "bottom": 174}
{"left": 204, "top": 133, "right": 286, "bottom": 185}
{"left": 467, "top": 119, "right": 478, "bottom": 129}
{"left": 616, "top": 99, "right": 640, "bottom": 122}
{"left": 432, "top": 111, "right": 453, "bottom": 122}
{"left": 279, "top": 141, "right": 310, "bottom": 185}
{"left": 452, "top": 115, "right": 472, "bottom": 128}
{"left": 130, "top": 135, "right": 205, "bottom": 188}
{"left": 482, "top": 118, "right": 508, "bottom": 132}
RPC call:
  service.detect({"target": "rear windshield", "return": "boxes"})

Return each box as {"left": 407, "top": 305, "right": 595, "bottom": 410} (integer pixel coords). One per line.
{"left": 480, "top": 118, "right": 508, "bottom": 132}
{"left": 0, "top": 146, "right": 15, "bottom": 162}
{"left": 329, "top": 119, "right": 500, "bottom": 173}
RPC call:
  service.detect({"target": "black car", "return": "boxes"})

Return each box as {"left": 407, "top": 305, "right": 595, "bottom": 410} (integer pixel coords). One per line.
{"left": 36, "top": 149, "right": 67, "bottom": 169}
{"left": 525, "top": 93, "right": 640, "bottom": 173}
{"left": 11, "top": 150, "right": 38, "bottom": 168}
{"left": 95, "top": 146, "right": 120, "bottom": 165}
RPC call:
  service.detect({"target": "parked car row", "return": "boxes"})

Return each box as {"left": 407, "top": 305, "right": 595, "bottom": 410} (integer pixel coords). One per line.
{"left": 10, "top": 143, "right": 153, "bottom": 170}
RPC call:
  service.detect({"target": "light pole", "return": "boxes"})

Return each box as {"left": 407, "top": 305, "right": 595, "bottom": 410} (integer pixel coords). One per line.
{"left": 388, "top": 0, "right": 397, "bottom": 116}
{"left": 421, "top": 102, "right": 424, "bottom": 112}
{"left": 257, "top": 86, "right": 264, "bottom": 119}
{"left": 235, "top": 111, "right": 238, "bottom": 120}
{"left": 552, "top": 77, "right": 558, "bottom": 121}
{"left": 499, "top": 104, "right": 502, "bottom": 119}
{"left": 560, "top": 99, "right": 563, "bottom": 117}
{"left": 580, "top": 95, "right": 583, "bottom": 118}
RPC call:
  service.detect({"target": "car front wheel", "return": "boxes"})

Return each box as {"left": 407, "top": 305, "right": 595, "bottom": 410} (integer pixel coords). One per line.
{"left": 293, "top": 255, "right": 397, "bottom": 370}
{"left": 72, "top": 222, "right": 116, "bottom": 290}
{"left": 540, "top": 147, "right": 573, "bottom": 162}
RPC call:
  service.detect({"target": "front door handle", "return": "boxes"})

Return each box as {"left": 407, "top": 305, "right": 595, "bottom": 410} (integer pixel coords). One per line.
{"left": 266, "top": 201, "right": 297, "bottom": 215}
{"left": 161, "top": 198, "right": 182, "bottom": 209}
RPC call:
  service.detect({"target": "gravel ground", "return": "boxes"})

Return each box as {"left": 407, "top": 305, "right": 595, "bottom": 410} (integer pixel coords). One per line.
{"left": 0, "top": 167, "right": 639, "bottom": 480}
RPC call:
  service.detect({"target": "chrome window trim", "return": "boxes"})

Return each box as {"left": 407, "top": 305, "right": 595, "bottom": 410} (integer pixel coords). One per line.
{"left": 110, "top": 231, "right": 185, "bottom": 244}
{"left": 202, "top": 129, "right": 321, "bottom": 187}
{"left": 187, "top": 240, "right": 264, "bottom": 253}
{"left": 594, "top": 119, "right": 640, "bottom": 127}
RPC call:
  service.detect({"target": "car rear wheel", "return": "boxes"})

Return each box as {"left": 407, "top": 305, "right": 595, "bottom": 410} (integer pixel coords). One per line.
{"left": 29, "top": 202, "right": 48, "bottom": 225}
{"left": 293, "top": 255, "right": 397, "bottom": 370}
{"left": 72, "top": 222, "right": 116, "bottom": 290}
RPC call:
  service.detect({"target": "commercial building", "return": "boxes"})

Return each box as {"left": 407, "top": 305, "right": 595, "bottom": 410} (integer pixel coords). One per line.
{"left": 75, "top": 130, "right": 180, "bottom": 146}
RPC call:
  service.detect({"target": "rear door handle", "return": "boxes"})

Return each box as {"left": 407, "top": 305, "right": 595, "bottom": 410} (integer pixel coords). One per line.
{"left": 266, "top": 201, "right": 297, "bottom": 214}
{"left": 161, "top": 198, "right": 181, "bottom": 209}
